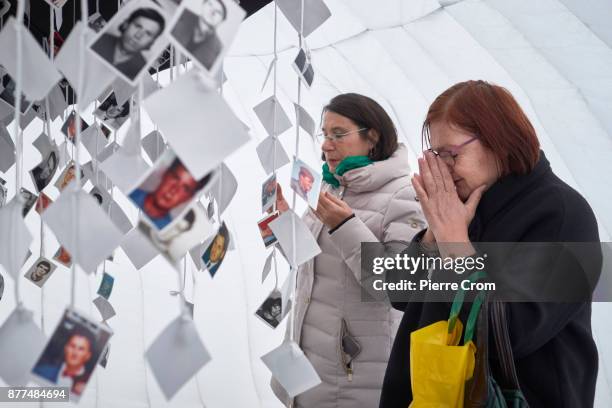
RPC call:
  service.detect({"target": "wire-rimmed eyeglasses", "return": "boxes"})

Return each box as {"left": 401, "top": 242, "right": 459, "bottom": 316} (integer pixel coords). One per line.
{"left": 427, "top": 136, "right": 478, "bottom": 166}
{"left": 315, "top": 128, "right": 368, "bottom": 144}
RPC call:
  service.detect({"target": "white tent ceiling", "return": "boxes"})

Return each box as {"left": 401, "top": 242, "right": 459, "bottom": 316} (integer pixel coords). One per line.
{"left": 0, "top": 0, "right": 611, "bottom": 407}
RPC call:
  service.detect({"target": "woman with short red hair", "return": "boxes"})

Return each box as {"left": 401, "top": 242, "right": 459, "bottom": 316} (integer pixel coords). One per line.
{"left": 380, "top": 80, "right": 601, "bottom": 407}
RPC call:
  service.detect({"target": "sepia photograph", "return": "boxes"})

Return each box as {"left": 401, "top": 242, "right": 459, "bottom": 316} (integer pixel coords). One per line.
{"left": 24, "top": 257, "right": 57, "bottom": 288}
{"left": 31, "top": 308, "right": 112, "bottom": 401}
{"left": 89, "top": 0, "right": 169, "bottom": 84}
{"left": 55, "top": 161, "right": 86, "bottom": 191}
{"left": 35, "top": 192, "right": 53, "bottom": 214}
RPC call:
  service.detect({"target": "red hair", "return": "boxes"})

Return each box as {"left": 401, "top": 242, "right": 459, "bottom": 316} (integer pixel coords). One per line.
{"left": 422, "top": 80, "right": 540, "bottom": 176}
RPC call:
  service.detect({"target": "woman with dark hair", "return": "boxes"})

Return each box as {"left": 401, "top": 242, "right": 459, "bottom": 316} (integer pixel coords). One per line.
{"left": 271, "top": 93, "right": 426, "bottom": 407}
{"left": 380, "top": 80, "right": 602, "bottom": 407}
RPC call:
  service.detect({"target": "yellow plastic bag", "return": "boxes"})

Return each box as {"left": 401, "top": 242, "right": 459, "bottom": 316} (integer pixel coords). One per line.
{"left": 409, "top": 272, "right": 486, "bottom": 408}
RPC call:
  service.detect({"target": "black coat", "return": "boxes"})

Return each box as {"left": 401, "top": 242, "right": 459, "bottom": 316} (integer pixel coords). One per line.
{"left": 380, "top": 151, "right": 602, "bottom": 408}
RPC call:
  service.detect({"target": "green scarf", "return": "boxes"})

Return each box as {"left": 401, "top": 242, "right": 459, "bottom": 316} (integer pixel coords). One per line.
{"left": 322, "top": 155, "right": 373, "bottom": 188}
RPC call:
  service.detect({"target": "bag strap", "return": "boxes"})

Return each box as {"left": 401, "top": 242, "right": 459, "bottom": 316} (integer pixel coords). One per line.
{"left": 490, "top": 301, "right": 521, "bottom": 390}
{"left": 448, "top": 270, "right": 488, "bottom": 345}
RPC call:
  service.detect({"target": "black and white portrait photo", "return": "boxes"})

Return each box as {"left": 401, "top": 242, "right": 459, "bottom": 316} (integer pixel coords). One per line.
{"left": 89, "top": 0, "right": 169, "bottom": 84}
{"left": 19, "top": 188, "right": 38, "bottom": 217}
{"left": 24, "top": 257, "right": 57, "bottom": 288}
{"left": 0, "top": 177, "right": 7, "bottom": 207}
{"left": 169, "top": 0, "right": 245, "bottom": 73}
{"left": 0, "top": 74, "right": 33, "bottom": 113}
{"left": 93, "top": 92, "right": 131, "bottom": 130}
{"left": 255, "top": 290, "right": 283, "bottom": 329}
{"left": 88, "top": 12, "right": 107, "bottom": 33}
{"left": 292, "top": 48, "right": 314, "bottom": 88}
{"left": 30, "top": 150, "right": 59, "bottom": 193}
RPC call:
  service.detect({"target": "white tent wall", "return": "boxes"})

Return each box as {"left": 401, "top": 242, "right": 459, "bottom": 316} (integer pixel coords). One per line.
{"left": 0, "top": 0, "right": 611, "bottom": 407}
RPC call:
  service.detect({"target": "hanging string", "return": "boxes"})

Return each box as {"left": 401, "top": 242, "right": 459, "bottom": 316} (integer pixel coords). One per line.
{"left": 288, "top": 0, "right": 306, "bottom": 345}
{"left": 268, "top": 0, "right": 282, "bottom": 292}
{"left": 11, "top": 0, "right": 26, "bottom": 308}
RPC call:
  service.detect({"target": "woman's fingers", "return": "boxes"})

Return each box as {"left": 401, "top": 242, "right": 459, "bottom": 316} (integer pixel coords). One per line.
{"left": 437, "top": 156, "right": 455, "bottom": 193}
{"left": 412, "top": 174, "right": 429, "bottom": 203}
{"left": 419, "top": 156, "right": 437, "bottom": 195}
{"left": 425, "top": 151, "right": 447, "bottom": 192}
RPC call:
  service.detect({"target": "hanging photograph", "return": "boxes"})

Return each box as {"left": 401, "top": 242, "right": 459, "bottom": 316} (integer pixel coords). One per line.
{"left": 24, "top": 257, "right": 57, "bottom": 288}
{"left": 89, "top": 0, "right": 170, "bottom": 85}
{"left": 93, "top": 92, "right": 132, "bottom": 131}
{"left": 31, "top": 308, "right": 113, "bottom": 402}
{"left": 168, "top": 0, "right": 246, "bottom": 75}
{"left": 201, "top": 221, "right": 229, "bottom": 277}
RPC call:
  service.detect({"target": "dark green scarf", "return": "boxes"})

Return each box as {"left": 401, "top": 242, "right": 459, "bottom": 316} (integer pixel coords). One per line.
{"left": 322, "top": 156, "right": 373, "bottom": 188}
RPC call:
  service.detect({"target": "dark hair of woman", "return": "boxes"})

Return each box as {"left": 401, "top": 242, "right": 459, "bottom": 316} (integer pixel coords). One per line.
{"left": 321, "top": 93, "right": 398, "bottom": 162}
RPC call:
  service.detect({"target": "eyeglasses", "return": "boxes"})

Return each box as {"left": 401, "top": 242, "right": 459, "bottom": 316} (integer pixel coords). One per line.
{"left": 427, "top": 136, "right": 478, "bottom": 166}
{"left": 316, "top": 128, "right": 368, "bottom": 144}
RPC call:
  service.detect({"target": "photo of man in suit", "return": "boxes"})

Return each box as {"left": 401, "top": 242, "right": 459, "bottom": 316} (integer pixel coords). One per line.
{"left": 30, "top": 151, "right": 59, "bottom": 193}
{"left": 90, "top": 7, "right": 166, "bottom": 81}
{"left": 171, "top": 0, "right": 227, "bottom": 70}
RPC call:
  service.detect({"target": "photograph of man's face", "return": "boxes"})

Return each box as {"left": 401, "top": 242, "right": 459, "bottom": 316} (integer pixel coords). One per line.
{"left": 121, "top": 14, "right": 164, "bottom": 54}
{"left": 201, "top": 222, "right": 229, "bottom": 277}
{"left": 31, "top": 261, "right": 51, "bottom": 282}
{"left": 31, "top": 309, "right": 112, "bottom": 401}
{"left": 63, "top": 333, "right": 92, "bottom": 374}
{"left": 200, "top": 0, "right": 226, "bottom": 30}
{"left": 129, "top": 153, "right": 214, "bottom": 230}
{"left": 90, "top": 2, "right": 167, "bottom": 83}
{"left": 155, "top": 161, "right": 197, "bottom": 210}
{"left": 298, "top": 167, "right": 314, "bottom": 194}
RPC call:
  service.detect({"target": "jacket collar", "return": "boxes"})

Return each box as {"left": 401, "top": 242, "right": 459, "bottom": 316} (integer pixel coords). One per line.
{"left": 334, "top": 143, "right": 411, "bottom": 193}
{"left": 470, "top": 150, "right": 550, "bottom": 237}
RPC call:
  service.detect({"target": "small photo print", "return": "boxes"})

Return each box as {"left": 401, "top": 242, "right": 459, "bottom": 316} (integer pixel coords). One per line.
{"left": 0, "top": 73, "right": 33, "bottom": 113}
{"left": 127, "top": 150, "right": 216, "bottom": 231}
{"left": 93, "top": 92, "right": 132, "bottom": 130}
{"left": 24, "top": 257, "right": 57, "bottom": 288}
{"left": 0, "top": 177, "right": 8, "bottom": 207}
{"left": 19, "top": 188, "right": 38, "bottom": 217}
{"left": 53, "top": 246, "right": 72, "bottom": 267}
{"left": 257, "top": 211, "right": 279, "bottom": 248}
{"left": 55, "top": 161, "right": 86, "bottom": 191}
{"left": 168, "top": 0, "right": 246, "bottom": 75}
{"left": 261, "top": 173, "right": 277, "bottom": 213}
{"left": 89, "top": 0, "right": 170, "bottom": 85}
{"left": 255, "top": 290, "right": 282, "bottom": 329}
{"left": 29, "top": 149, "right": 59, "bottom": 193}
{"left": 292, "top": 48, "right": 314, "bottom": 88}
{"left": 138, "top": 202, "right": 210, "bottom": 262}
{"left": 97, "top": 272, "right": 114, "bottom": 300}
{"left": 35, "top": 193, "right": 53, "bottom": 214}
{"left": 61, "top": 111, "right": 90, "bottom": 144}
{"left": 31, "top": 308, "right": 113, "bottom": 402}
{"left": 201, "top": 222, "right": 229, "bottom": 277}
{"left": 290, "top": 158, "right": 322, "bottom": 209}
{"left": 88, "top": 12, "right": 107, "bottom": 33}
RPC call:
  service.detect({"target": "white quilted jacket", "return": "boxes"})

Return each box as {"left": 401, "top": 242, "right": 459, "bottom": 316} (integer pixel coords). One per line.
{"left": 271, "top": 144, "right": 426, "bottom": 408}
